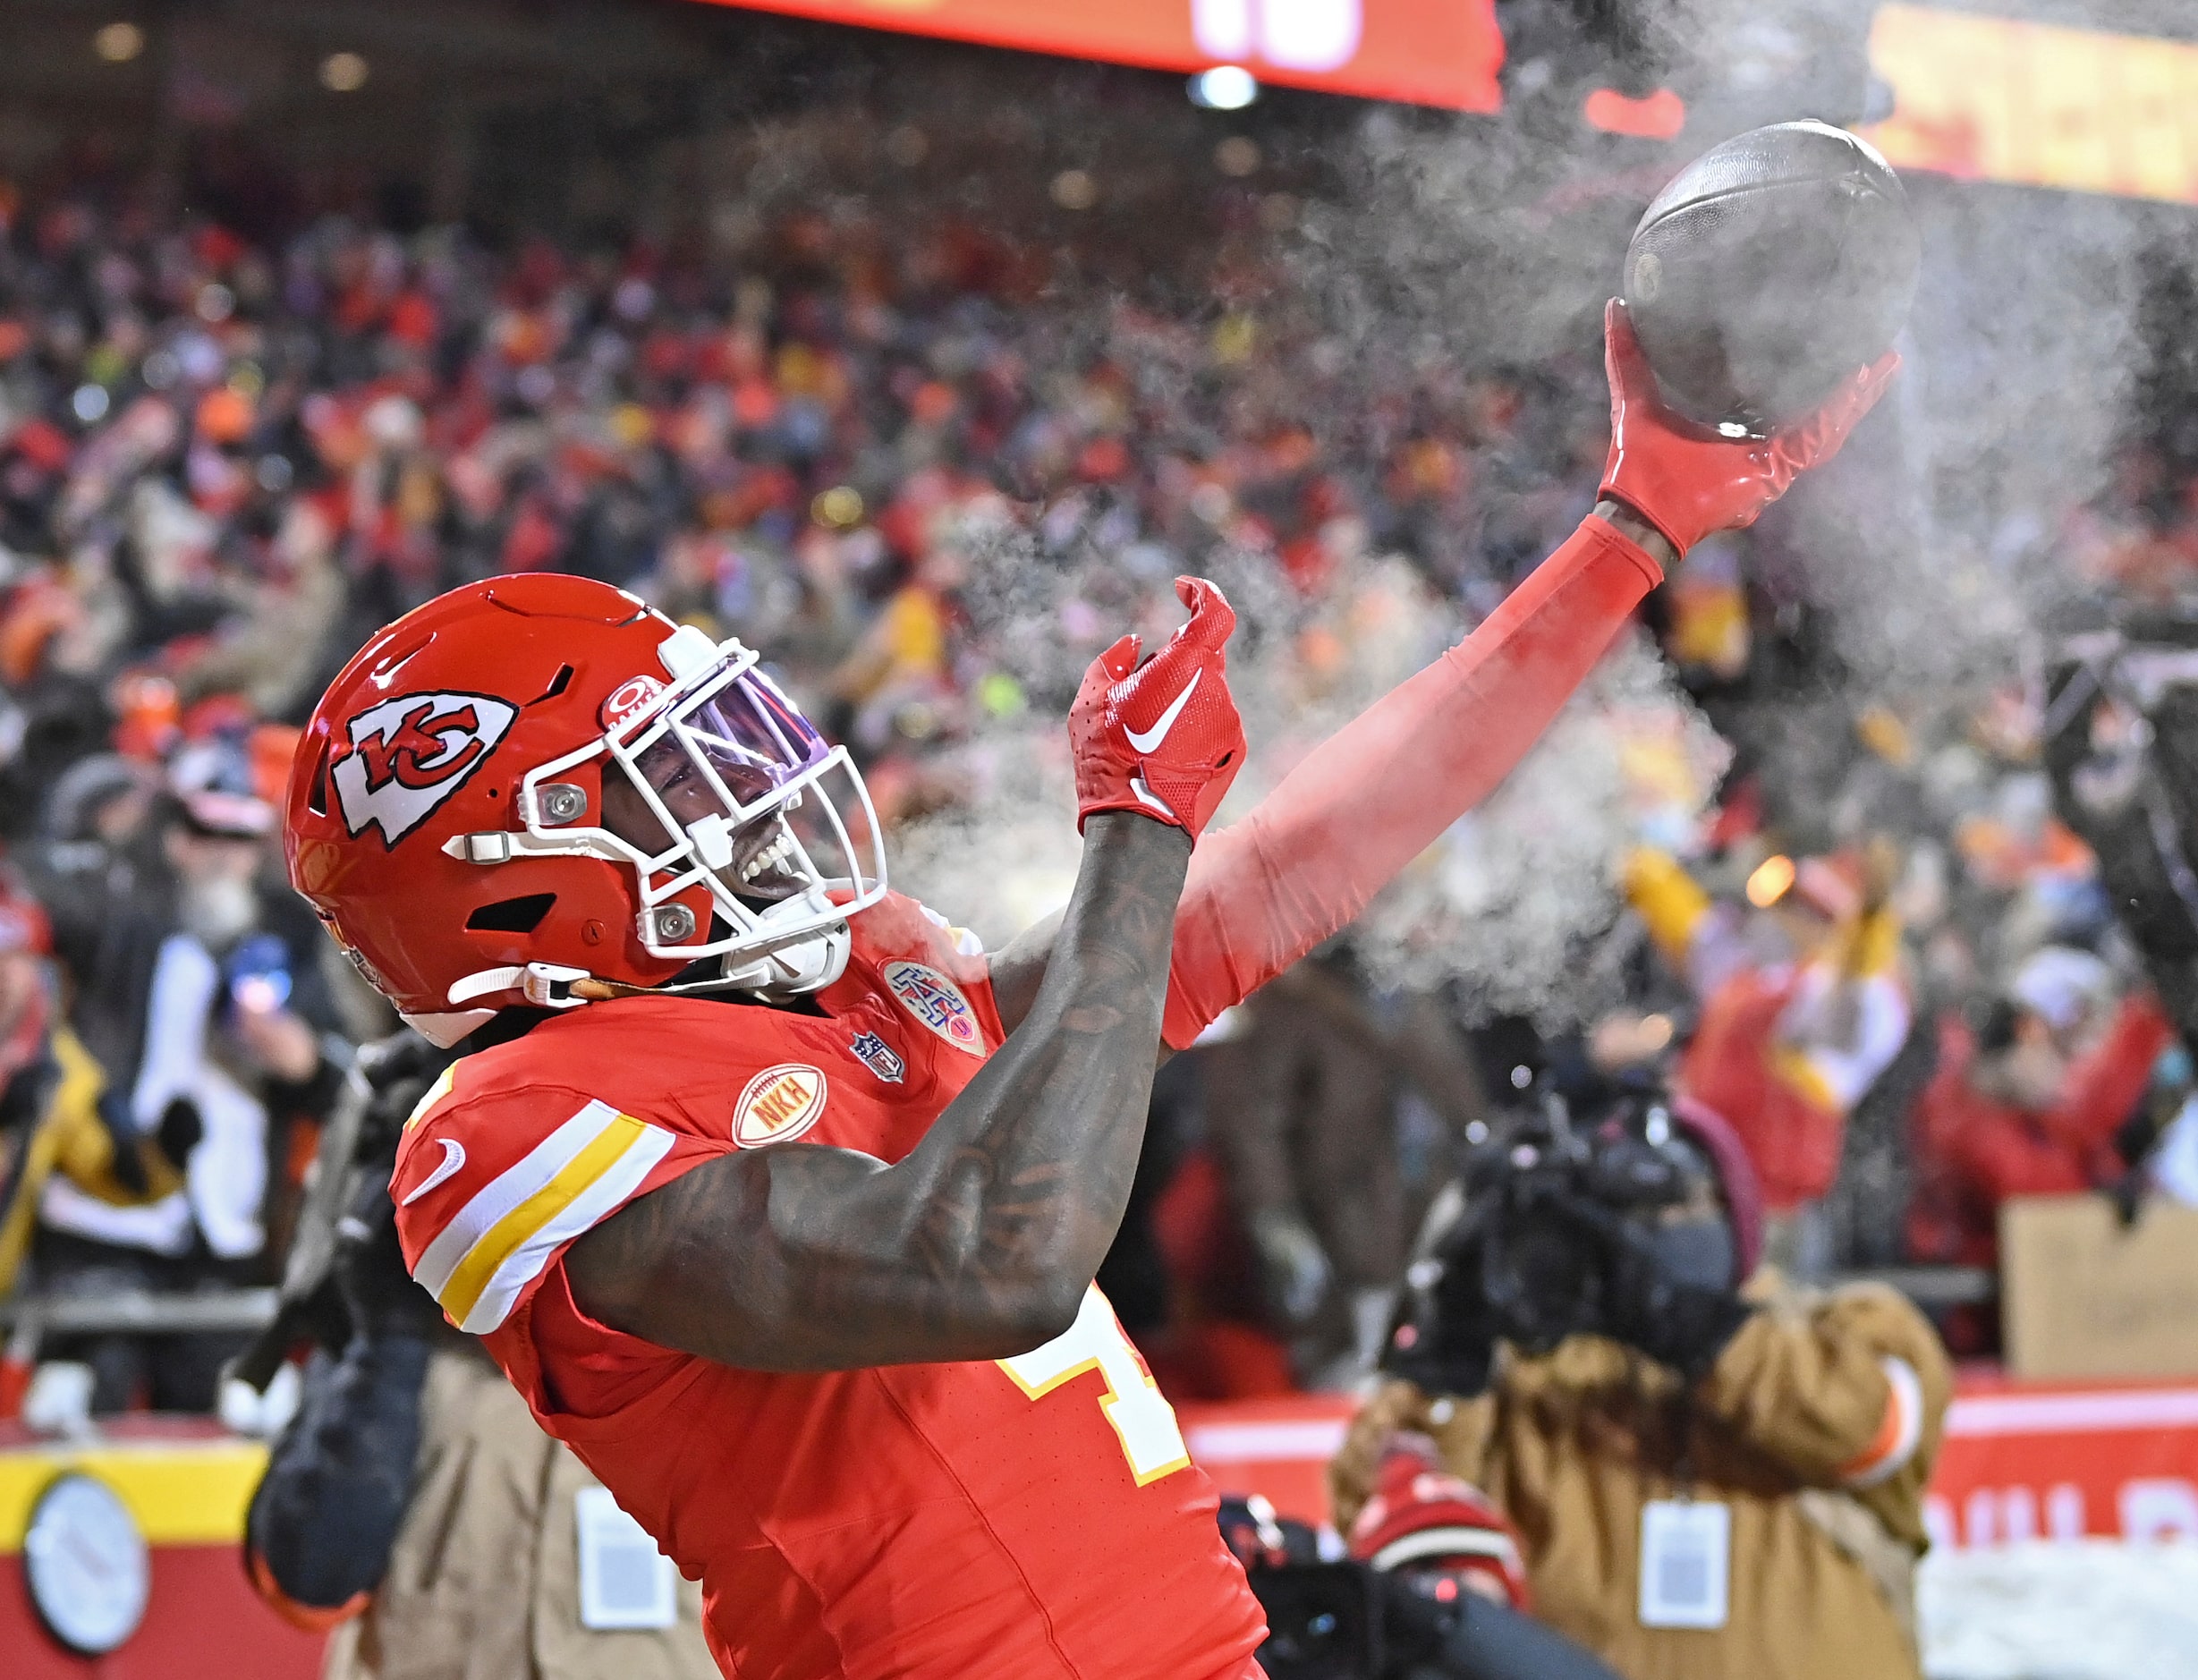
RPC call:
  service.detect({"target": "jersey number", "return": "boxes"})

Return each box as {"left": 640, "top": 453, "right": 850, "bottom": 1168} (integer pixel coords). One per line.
{"left": 998, "top": 1286, "right": 1191, "bottom": 1486}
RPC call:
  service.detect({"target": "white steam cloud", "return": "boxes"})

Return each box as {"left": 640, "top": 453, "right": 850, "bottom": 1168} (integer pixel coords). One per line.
{"left": 905, "top": 5, "right": 2186, "bottom": 1022}
{"left": 893, "top": 507, "right": 1726, "bottom": 1026}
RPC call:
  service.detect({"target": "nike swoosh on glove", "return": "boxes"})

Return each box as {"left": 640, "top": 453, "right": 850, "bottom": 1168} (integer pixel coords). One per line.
{"left": 1599, "top": 298, "right": 1900, "bottom": 556}
{"left": 1070, "top": 576, "right": 1247, "bottom": 837}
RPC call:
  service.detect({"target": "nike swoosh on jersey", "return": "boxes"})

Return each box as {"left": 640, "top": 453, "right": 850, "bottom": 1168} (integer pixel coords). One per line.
{"left": 401, "top": 1137, "right": 467, "bottom": 1206}
{"left": 1123, "top": 668, "right": 1201, "bottom": 754}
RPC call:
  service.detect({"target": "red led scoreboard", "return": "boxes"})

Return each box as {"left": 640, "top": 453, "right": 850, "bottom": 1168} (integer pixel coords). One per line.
{"left": 686, "top": 0, "right": 1505, "bottom": 112}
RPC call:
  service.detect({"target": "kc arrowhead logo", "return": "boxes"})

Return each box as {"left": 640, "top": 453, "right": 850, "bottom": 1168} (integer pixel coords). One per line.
{"left": 330, "top": 692, "right": 518, "bottom": 847}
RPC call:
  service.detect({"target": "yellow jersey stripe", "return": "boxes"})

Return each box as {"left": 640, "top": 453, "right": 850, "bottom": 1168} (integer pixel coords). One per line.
{"left": 437, "top": 1114, "right": 651, "bottom": 1328}
{"left": 411, "top": 1099, "right": 670, "bottom": 1311}
{"left": 455, "top": 1124, "right": 675, "bottom": 1334}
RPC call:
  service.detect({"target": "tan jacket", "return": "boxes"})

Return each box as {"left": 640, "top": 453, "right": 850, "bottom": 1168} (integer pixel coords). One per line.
{"left": 1331, "top": 1281, "right": 1951, "bottom": 1680}
{"left": 323, "top": 1346, "right": 716, "bottom": 1680}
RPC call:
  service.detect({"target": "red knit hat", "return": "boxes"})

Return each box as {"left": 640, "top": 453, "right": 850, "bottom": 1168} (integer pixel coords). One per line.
{"left": 1345, "top": 1443, "right": 1531, "bottom": 1612}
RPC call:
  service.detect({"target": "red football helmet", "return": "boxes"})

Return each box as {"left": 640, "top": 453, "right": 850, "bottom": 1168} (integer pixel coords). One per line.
{"left": 285, "top": 573, "right": 886, "bottom": 1045}
{"left": 1346, "top": 1443, "right": 1532, "bottom": 1613}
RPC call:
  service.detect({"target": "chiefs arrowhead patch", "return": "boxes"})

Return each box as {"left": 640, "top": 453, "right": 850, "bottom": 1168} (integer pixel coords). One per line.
{"left": 733, "top": 1063, "right": 827, "bottom": 1148}
{"left": 329, "top": 692, "right": 518, "bottom": 847}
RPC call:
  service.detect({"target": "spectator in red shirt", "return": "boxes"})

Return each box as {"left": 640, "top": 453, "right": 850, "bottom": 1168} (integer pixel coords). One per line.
{"left": 1907, "top": 946, "right": 2173, "bottom": 1278}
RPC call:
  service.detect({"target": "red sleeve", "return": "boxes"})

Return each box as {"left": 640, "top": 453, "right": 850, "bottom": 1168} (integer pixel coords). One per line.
{"left": 1948, "top": 1107, "right": 2092, "bottom": 1204}
{"left": 2041, "top": 997, "right": 2173, "bottom": 1157}
{"left": 496, "top": 1245, "right": 698, "bottom": 1426}
{"left": 1163, "top": 515, "right": 1661, "bottom": 1048}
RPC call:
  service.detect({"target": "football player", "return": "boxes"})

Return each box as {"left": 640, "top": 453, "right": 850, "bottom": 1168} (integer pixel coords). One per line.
{"left": 284, "top": 305, "right": 1894, "bottom": 1680}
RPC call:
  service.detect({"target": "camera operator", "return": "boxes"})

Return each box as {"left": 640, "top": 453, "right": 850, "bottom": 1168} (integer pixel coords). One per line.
{"left": 242, "top": 1029, "right": 715, "bottom": 1680}
{"left": 1332, "top": 1082, "right": 1951, "bottom": 1680}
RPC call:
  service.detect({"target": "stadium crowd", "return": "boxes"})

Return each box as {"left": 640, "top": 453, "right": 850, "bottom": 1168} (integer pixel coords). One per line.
{"left": 0, "top": 168, "right": 2191, "bottom": 1422}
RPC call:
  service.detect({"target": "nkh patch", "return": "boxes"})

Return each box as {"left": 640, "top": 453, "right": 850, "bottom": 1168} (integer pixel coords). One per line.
{"left": 881, "top": 961, "right": 985, "bottom": 1056}
{"left": 733, "top": 1064, "right": 827, "bottom": 1147}
{"left": 849, "top": 1031, "right": 905, "bottom": 1084}
{"left": 330, "top": 692, "right": 517, "bottom": 847}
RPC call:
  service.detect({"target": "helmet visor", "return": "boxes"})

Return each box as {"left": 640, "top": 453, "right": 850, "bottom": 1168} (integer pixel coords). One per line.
{"left": 603, "top": 669, "right": 854, "bottom": 906}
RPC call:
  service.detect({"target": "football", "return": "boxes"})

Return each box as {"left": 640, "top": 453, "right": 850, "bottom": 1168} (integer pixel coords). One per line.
{"left": 1621, "top": 119, "right": 1921, "bottom": 432}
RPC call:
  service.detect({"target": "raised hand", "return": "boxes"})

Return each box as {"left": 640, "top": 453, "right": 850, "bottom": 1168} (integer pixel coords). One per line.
{"left": 1599, "top": 298, "right": 1900, "bottom": 556}
{"left": 1069, "top": 576, "right": 1247, "bottom": 837}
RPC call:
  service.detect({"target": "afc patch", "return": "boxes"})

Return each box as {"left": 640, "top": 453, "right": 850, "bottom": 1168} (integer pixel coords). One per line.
{"left": 733, "top": 1064, "right": 827, "bottom": 1147}
{"left": 881, "top": 961, "right": 985, "bottom": 1057}
{"left": 849, "top": 1031, "right": 905, "bottom": 1084}
{"left": 330, "top": 691, "right": 517, "bottom": 847}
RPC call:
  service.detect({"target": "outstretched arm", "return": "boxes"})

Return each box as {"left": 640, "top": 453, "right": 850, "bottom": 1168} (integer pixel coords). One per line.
{"left": 1158, "top": 309, "right": 1897, "bottom": 1048}
{"left": 1160, "top": 501, "right": 1666, "bottom": 1047}
{"left": 566, "top": 580, "right": 1244, "bottom": 1370}
{"left": 988, "top": 505, "right": 1667, "bottom": 1040}
{"left": 1000, "top": 312, "right": 1896, "bottom": 1045}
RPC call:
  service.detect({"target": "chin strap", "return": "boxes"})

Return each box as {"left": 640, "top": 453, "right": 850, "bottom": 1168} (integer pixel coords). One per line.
{"left": 564, "top": 921, "right": 853, "bottom": 1005}
{"left": 615, "top": 910, "right": 853, "bottom": 1004}
{"left": 1162, "top": 514, "right": 1663, "bottom": 1049}
{"left": 442, "top": 881, "right": 855, "bottom": 1023}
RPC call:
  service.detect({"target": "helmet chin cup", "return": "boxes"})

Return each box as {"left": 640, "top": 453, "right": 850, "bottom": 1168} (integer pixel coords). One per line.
{"left": 711, "top": 896, "right": 852, "bottom": 997}
{"left": 401, "top": 1008, "right": 499, "bottom": 1049}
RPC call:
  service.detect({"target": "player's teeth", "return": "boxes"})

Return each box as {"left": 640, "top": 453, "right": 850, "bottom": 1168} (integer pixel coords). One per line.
{"left": 740, "top": 837, "right": 790, "bottom": 881}
{"left": 735, "top": 834, "right": 793, "bottom": 883}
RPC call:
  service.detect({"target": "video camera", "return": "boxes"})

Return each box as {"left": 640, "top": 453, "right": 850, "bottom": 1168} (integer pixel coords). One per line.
{"left": 1381, "top": 1084, "right": 1706, "bottom": 1396}
{"left": 1224, "top": 1499, "right": 1621, "bottom": 1680}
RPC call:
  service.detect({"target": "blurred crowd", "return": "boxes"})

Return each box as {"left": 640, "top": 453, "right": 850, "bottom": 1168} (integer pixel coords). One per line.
{"left": 0, "top": 165, "right": 2194, "bottom": 1421}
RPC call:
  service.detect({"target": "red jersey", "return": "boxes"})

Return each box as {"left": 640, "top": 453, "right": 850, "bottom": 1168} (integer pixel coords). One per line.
{"left": 390, "top": 892, "right": 1266, "bottom": 1680}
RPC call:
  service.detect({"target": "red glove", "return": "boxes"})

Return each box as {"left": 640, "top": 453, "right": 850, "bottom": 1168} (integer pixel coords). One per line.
{"left": 1600, "top": 299, "right": 1900, "bottom": 556}
{"left": 1071, "top": 576, "right": 1246, "bottom": 838}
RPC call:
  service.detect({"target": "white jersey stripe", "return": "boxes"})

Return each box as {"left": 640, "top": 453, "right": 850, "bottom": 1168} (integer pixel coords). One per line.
{"left": 917, "top": 902, "right": 985, "bottom": 958}
{"left": 412, "top": 1099, "right": 628, "bottom": 1301}
{"left": 456, "top": 1124, "right": 675, "bottom": 1334}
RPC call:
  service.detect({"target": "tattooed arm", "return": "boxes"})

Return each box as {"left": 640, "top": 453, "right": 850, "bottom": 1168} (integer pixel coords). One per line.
{"left": 564, "top": 812, "right": 1189, "bottom": 1370}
